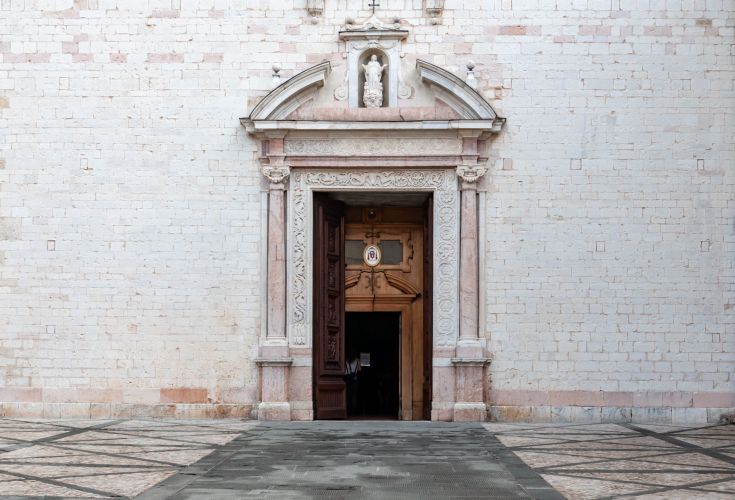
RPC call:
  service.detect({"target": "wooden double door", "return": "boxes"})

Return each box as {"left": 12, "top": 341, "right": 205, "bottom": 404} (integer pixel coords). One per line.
{"left": 313, "top": 196, "right": 432, "bottom": 420}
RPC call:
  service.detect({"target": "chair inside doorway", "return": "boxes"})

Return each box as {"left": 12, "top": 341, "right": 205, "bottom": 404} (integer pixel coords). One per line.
{"left": 345, "top": 312, "right": 400, "bottom": 419}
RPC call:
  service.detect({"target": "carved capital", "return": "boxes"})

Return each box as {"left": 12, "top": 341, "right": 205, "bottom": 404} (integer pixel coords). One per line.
{"left": 262, "top": 165, "right": 291, "bottom": 185}
{"left": 456, "top": 164, "right": 487, "bottom": 184}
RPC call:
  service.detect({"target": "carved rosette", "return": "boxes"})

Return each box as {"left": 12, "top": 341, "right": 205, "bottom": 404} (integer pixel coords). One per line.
{"left": 456, "top": 165, "right": 487, "bottom": 184}
{"left": 262, "top": 165, "right": 291, "bottom": 184}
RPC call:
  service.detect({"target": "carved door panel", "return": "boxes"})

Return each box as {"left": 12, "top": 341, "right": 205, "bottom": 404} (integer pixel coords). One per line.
{"left": 313, "top": 195, "right": 346, "bottom": 419}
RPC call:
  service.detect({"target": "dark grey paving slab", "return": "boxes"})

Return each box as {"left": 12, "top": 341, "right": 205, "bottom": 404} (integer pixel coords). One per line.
{"left": 137, "top": 421, "right": 564, "bottom": 500}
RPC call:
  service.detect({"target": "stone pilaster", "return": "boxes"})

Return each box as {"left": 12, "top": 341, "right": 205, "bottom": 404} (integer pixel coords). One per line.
{"left": 453, "top": 163, "right": 491, "bottom": 421}
{"left": 256, "top": 138, "right": 293, "bottom": 420}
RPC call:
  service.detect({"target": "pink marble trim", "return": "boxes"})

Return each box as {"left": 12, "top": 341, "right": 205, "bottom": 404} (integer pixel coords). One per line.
{"left": 489, "top": 390, "right": 735, "bottom": 408}
{"left": 0, "top": 387, "right": 245, "bottom": 405}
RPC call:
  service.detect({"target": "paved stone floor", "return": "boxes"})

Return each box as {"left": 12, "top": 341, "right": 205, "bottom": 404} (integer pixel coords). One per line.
{"left": 485, "top": 422, "right": 735, "bottom": 499}
{"left": 0, "top": 419, "right": 732, "bottom": 499}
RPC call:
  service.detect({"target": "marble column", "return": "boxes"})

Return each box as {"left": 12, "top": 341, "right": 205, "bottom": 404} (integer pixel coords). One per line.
{"left": 256, "top": 161, "right": 293, "bottom": 421}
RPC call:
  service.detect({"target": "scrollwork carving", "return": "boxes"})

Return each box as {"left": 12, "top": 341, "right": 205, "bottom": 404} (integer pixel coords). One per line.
{"left": 350, "top": 40, "right": 398, "bottom": 51}
{"left": 398, "top": 81, "right": 413, "bottom": 99}
{"left": 334, "top": 85, "right": 347, "bottom": 101}
{"left": 290, "top": 171, "right": 307, "bottom": 345}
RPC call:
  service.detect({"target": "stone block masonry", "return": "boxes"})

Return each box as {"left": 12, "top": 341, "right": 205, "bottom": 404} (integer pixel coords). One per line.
{"left": 0, "top": 1, "right": 733, "bottom": 422}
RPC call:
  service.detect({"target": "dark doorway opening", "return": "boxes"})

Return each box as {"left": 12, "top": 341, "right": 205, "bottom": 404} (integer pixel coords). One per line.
{"left": 345, "top": 312, "right": 400, "bottom": 419}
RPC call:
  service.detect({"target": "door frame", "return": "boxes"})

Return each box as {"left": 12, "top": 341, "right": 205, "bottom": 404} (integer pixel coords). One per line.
{"left": 345, "top": 299, "right": 414, "bottom": 420}
{"left": 285, "top": 168, "right": 462, "bottom": 420}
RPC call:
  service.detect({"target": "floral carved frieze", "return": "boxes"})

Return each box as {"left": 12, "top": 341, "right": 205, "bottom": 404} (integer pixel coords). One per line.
{"left": 284, "top": 138, "right": 461, "bottom": 156}
{"left": 287, "top": 169, "right": 459, "bottom": 346}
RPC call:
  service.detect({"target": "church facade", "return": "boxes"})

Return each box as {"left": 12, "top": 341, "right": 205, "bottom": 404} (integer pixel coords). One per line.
{"left": 0, "top": 1, "right": 732, "bottom": 423}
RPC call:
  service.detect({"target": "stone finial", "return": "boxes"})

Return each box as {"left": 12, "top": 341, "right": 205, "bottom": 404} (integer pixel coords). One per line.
{"left": 262, "top": 165, "right": 290, "bottom": 184}
{"left": 465, "top": 61, "right": 477, "bottom": 90}
{"left": 456, "top": 164, "right": 487, "bottom": 183}
{"left": 271, "top": 63, "right": 282, "bottom": 88}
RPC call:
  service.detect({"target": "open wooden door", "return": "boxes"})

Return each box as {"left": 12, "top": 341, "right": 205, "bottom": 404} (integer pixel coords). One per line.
{"left": 422, "top": 196, "right": 433, "bottom": 420}
{"left": 313, "top": 195, "right": 347, "bottom": 419}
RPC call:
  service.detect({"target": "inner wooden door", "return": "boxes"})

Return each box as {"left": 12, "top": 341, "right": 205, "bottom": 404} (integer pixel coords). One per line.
{"left": 343, "top": 206, "right": 426, "bottom": 420}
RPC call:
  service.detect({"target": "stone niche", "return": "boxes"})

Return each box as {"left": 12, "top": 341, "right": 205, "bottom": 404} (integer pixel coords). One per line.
{"left": 241, "top": 14, "right": 505, "bottom": 422}
{"left": 339, "top": 14, "right": 407, "bottom": 108}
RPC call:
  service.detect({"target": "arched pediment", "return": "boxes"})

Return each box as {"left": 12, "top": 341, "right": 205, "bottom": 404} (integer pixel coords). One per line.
{"left": 415, "top": 60, "right": 498, "bottom": 120}
{"left": 247, "top": 61, "right": 331, "bottom": 121}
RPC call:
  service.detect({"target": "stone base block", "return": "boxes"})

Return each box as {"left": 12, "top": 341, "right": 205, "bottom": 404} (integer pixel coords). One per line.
{"left": 257, "top": 402, "right": 291, "bottom": 421}
{"left": 431, "top": 408, "right": 453, "bottom": 421}
{"left": 453, "top": 403, "right": 487, "bottom": 422}
{"left": 290, "top": 409, "right": 314, "bottom": 421}
{"left": 288, "top": 400, "right": 313, "bottom": 421}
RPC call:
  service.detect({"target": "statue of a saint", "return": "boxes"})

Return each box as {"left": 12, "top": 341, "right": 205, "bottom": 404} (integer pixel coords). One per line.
{"left": 362, "top": 54, "right": 387, "bottom": 107}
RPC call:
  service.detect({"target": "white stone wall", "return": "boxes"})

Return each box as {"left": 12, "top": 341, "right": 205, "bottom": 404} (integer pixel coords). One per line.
{"left": 479, "top": 0, "right": 735, "bottom": 422}
{"left": 0, "top": 1, "right": 732, "bottom": 419}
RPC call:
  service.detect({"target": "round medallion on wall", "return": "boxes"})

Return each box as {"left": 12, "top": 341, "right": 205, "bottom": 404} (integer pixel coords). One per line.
{"left": 363, "top": 244, "right": 381, "bottom": 267}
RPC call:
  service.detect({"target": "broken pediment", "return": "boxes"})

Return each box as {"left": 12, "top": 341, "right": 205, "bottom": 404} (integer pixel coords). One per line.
{"left": 241, "top": 59, "right": 504, "bottom": 133}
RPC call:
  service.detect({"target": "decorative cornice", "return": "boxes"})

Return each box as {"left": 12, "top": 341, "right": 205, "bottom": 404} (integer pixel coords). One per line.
{"left": 244, "top": 119, "right": 501, "bottom": 133}
{"left": 451, "top": 357, "right": 492, "bottom": 366}
{"left": 255, "top": 357, "right": 294, "bottom": 367}
{"left": 339, "top": 14, "right": 408, "bottom": 39}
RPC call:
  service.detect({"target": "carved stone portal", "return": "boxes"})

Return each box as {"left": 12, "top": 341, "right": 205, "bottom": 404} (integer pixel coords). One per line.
{"left": 241, "top": 51, "right": 505, "bottom": 422}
